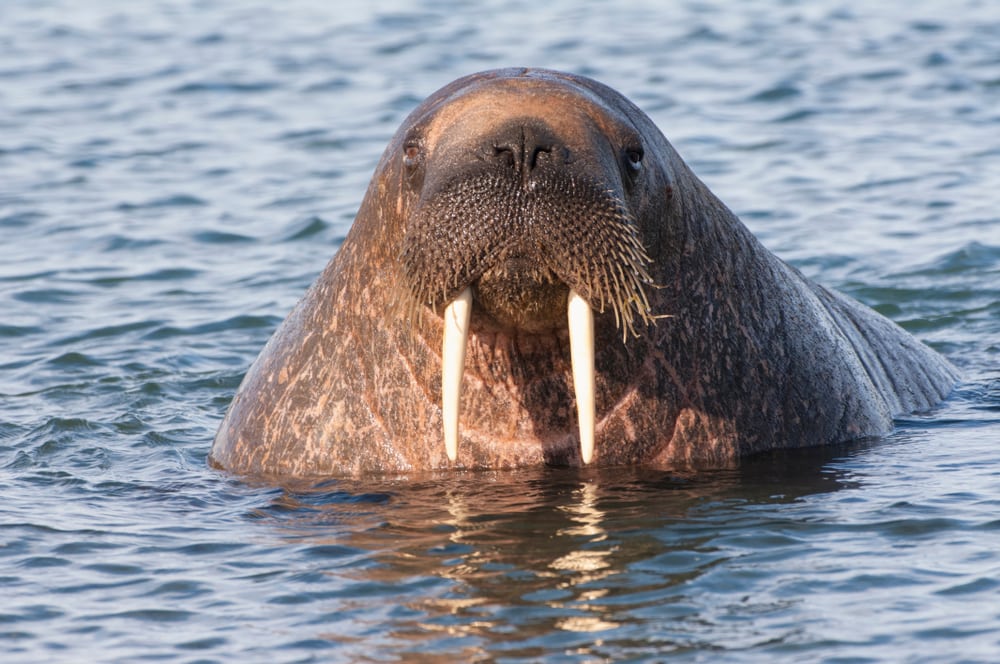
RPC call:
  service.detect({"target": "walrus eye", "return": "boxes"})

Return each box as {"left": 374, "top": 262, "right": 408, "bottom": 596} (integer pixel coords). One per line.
{"left": 403, "top": 142, "right": 423, "bottom": 169}
{"left": 622, "top": 145, "right": 644, "bottom": 192}
{"left": 626, "top": 146, "right": 644, "bottom": 172}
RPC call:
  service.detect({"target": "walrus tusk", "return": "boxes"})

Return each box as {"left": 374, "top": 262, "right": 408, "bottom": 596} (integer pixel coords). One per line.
{"left": 568, "top": 289, "right": 596, "bottom": 464}
{"left": 442, "top": 287, "right": 472, "bottom": 462}
{"left": 442, "top": 287, "right": 595, "bottom": 465}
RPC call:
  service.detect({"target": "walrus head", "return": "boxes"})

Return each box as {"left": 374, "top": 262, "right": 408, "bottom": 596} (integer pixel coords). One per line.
{"left": 383, "top": 69, "right": 677, "bottom": 465}
{"left": 398, "top": 107, "right": 656, "bottom": 335}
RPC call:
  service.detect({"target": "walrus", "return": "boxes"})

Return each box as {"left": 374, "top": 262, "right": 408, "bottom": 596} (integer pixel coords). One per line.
{"left": 210, "top": 68, "right": 958, "bottom": 477}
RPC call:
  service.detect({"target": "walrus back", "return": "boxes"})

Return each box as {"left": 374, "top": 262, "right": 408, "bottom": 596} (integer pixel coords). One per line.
{"left": 809, "top": 281, "right": 959, "bottom": 416}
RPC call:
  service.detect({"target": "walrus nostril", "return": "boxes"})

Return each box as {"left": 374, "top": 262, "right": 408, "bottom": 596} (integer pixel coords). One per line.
{"left": 491, "top": 143, "right": 554, "bottom": 176}
{"left": 493, "top": 145, "right": 517, "bottom": 168}
{"left": 528, "top": 145, "right": 552, "bottom": 171}
{"left": 487, "top": 120, "right": 561, "bottom": 178}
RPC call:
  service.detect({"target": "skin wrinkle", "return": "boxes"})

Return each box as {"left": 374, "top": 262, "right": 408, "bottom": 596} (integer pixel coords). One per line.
{"left": 825, "top": 292, "right": 900, "bottom": 412}
{"left": 836, "top": 289, "right": 911, "bottom": 410}
{"left": 344, "top": 323, "right": 392, "bottom": 449}
{"left": 646, "top": 330, "right": 693, "bottom": 410}
{"left": 391, "top": 326, "right": 439, "bottom": 420}
{"left": 465, "top": 330, "right": 561, "bottom": 440}
{"left": 595, "top": 354, "right": 647, "bottom": 430}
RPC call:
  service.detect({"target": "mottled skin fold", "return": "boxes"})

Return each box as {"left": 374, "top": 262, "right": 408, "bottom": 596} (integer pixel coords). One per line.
{"left": 211, "top": 68, "right": 958, "bottom": 477}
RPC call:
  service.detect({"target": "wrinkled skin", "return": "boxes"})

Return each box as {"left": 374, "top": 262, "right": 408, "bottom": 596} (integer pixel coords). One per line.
{"left": 210, "top": 68, "right": 958, "bottom": 477}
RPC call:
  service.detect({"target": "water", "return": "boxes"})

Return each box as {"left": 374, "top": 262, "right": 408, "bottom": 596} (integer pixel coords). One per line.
{"left": 2, "top": 0, "right": 998, "bottom": 661}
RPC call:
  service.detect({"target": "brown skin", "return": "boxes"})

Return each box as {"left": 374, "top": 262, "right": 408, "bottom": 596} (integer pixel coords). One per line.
{"left": 210, "top": 68, "right": 958, "bottom": 478}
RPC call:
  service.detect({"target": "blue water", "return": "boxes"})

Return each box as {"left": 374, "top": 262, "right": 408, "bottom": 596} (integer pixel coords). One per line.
{"left": 2, "top": 1, "right": 999, "bottom": 661}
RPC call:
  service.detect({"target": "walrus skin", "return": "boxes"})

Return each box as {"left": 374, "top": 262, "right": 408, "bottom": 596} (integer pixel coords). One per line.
{"left": 210, "top": 68, "right": 958, "bottom": 477}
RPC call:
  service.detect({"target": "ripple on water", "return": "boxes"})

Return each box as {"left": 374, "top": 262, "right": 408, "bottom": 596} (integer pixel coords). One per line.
{"left": 115, "top": 194, "right": 207, "bottom": 211}
{"left": 929, "top": 241, "right": 1000, "bottom": 272}
{"left": 280, "top": 215, "right": 330, "bottom": 242}
{"left": 102, "top": 235, "right": 167, "bottom": 252}
{"left": 190, "top": 229, "right": 256, "bottom": 244}
{"left": 142, "top": 314, "right": 282, "bottom": 341}
{"left": 45, "top": 351, "right": 102, "bottom": 368}
{"left": 57, "top": 320, "right": 164, "bottom": 345}
{"left": 0, "top": 323, "right": 44, "bottom": 338}
{"left": 84, "top": 267, "right": 202, "bottom": 288}
{"left": 747, "top": 82, "right": 803, "bottom": 103}
{"left": 170, "top": 80, "right": 282, "bottom": 95}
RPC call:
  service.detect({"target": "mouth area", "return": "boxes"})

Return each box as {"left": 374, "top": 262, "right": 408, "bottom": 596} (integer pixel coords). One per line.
{"left": 470, "top": 258, "right": 569, "bottom": 333}
{"left": 442, "top": 285, "right": 596, "bottom": 465}
{"left": 399, "top": 170, "right": 655, "bottom": 468}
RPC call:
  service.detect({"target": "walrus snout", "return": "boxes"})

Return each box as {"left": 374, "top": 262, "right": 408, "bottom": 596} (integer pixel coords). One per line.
{"left": 400, "top": 170, "right": 655, "bottom": 336}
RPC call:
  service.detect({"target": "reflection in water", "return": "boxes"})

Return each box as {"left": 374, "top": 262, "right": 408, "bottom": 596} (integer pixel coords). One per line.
{"left": 550, "top": 481, "right": 620, "bottom": 634}
{"left": 257, "top": 443, "right": 860, "bottom": 656}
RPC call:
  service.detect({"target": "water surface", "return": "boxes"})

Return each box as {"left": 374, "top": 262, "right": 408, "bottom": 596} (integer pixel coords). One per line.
{"left": 2, "top": 1, "right": 999, "bottom": 661}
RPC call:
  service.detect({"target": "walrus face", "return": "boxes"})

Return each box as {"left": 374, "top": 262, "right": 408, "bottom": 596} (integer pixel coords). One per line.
{"left": 393, "top": 74, "right": 665, "bottom": 464}
{"left": 400, "top": 80, "right": 656, "bottom": 334}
